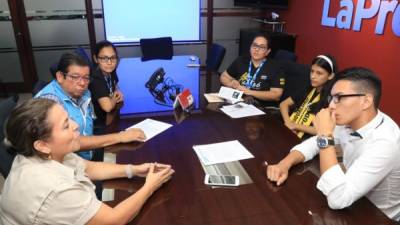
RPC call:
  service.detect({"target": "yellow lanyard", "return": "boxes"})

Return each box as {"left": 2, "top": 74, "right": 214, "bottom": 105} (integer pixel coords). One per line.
{"left": 289, "top": 88, "right": 320, "bottom": 138}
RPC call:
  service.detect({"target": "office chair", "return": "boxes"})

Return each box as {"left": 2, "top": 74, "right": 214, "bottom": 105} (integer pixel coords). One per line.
{"left": 0, "top": 78, "right": 8, "bottom": 98}
{"left": 274, "top": 49, "right": 297, "bottom": 62}
{"left": 140, "top": 37, "right": 173, "bottom": 61}
{"left": 205, "top": 43, "right": 226, "bottom": 92}
{"left": 74, "top": 46, "right": 93, "bottom": 68}
{"left": 0, "top": 95, "right": 18, "bottom": 178}
{"left": 206, "top": 43, "right": 226, "bottom": 73}
{"left": 32, "top": 80, "right": 49, "bottom": 96}
{"left": 278, "top": 61, "right": 310, "bottom": 102}
{"left": 49, "top": 62, "right": 58, "bottom": 78}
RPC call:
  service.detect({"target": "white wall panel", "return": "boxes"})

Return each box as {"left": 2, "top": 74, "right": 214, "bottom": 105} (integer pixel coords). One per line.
{"left": 0, "top": 53, "right": 24, "bottom": 82}
{"left": 28, "top": 20, "right": 89, "bottom": 46}
{"left": 116, "top": 46, "right": 141, "bottom": 58}
{"left": 0, "top": 0, "right": 9, "bottom": 11}
{"left": 24, "top": 0, "right": 85, "bottom": 11}
{"left": 0, "top": 22, "right": 17, "bottom": 48}
{"left": 92, "top": 0, "right": 102, "bottom": 10}
{"left": 213, "top": 17, "right": 259, "bottom": 40}
{"left": 33, "top": 50, "right": 74, "bottom": 81}
{"left": 94, "top": 18, "right": 105, "bottom": 42}
{"left": 213, "top": 0, "right": 235, "bottom": 8}
{"left": 174, "top": 44, "right": 206, "bottom": 63}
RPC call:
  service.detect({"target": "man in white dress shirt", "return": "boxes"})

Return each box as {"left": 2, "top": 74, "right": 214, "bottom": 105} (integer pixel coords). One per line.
{"left": 266, "top": 67, "right": 400, "bottom": 222}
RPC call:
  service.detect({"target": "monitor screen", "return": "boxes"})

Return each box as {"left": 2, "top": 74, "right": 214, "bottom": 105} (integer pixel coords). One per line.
{"left": 234, "top": 0, "right": 288, "bottom": 9}
{"left": 102, "top": 0, "right": 201, "bottom": 43}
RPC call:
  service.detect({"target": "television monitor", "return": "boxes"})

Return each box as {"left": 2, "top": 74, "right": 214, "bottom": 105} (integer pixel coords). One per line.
{"left": 102, "top": 0, "right": 201, "bottom": 43}
{"left": 234, "top": 0, "right": 289, "bottom": 9}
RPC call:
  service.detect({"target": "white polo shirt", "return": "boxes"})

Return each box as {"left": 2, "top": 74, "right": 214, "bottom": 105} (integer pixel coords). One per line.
{"left": 292, "top": 111, "right": 400, "bottom": 221}
{"left": 0, "top": 153, "right": 101, "bottom": 225}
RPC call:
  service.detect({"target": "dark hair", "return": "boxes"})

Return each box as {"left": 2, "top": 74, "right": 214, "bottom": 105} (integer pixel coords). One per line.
{"left": 336, "top": 67, "right": 382, "bottom": 109}
{"left": 252, "top": 33, "right": 272, "bottom": 50}
{"left": 310, "top": 54, "right": 338, "bottom": 111}
{"left": 311, "top": 54, "right": 337, "bottom": 75}
{"left": 94, "top": 40, "right": 118, "bottom": 59}
{"left": 4, "top": 98, "right": 56, "bottom": 157}
{"left": 57, "top": 52, "right": 90, "bottom": 75}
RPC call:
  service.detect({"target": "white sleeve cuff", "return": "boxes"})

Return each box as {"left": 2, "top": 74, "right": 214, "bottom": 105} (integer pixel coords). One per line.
{"left": 317, "top": 164, "right": 346, "bottom": 196}
{"left": 290, "top": 136, "right": 319, "bottom": 162}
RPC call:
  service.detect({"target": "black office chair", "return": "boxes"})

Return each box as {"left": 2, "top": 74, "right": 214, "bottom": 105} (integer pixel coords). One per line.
{"left": 49, "top": 62, "right": 58, "bottom": 78}
{"left": 0, "top": 78, "right": 8, "bottom": 98}
{"left": 0, "top": 95, "right": 18, "bottom": 178}
{"left": 274, "top": 49, "right": 297, "bottom": 62}
{"left": 32, "top": 80, "right": 49, "bottom": 96}
{"left": 74, "top": 46, "right": 93, "bottom": 68}
{"left": 140, "top": 37, "right": 173, "bottom": 61}
{"left": 278, "top": 61, "right": 311, "bottom": 102}
{"left": 206, "top": 43, "right": 226, "bottom": 73}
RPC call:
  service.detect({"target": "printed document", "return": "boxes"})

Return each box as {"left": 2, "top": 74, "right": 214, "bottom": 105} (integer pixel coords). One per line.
{"left": 218, "top": 86, "right": 243, "bottom": 104}
{"left": 193, "top": 140, "right": 254, "bottom": 166}
{"left": 220, "top": 102, "right": 265, "bottom": 118}
{"left": 204, "top": 93, "right": 225, "bottom": 103}
{"left": 126, "top": 118, "right": 172, "bottom": 141}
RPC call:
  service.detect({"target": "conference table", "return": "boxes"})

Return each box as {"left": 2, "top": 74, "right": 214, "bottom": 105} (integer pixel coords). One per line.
{"left": 117, "top": 56, "right": 200, "bottom": 116}
{"left": 104, "top": 104, "right": 396, "bottom": 225}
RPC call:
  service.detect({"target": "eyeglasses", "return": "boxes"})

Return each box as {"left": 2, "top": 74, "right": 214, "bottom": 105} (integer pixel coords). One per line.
{"left": 97, "top": 56, "right": 118, "bottom": 63}
{"left": 251, "top": 43, "right": 268, "bottom": 51}
{"left": 63, "top": 73, "right": 92, "bottom": 83}
{"left": 328, "top": 94, "right": 366, "bottom": 104}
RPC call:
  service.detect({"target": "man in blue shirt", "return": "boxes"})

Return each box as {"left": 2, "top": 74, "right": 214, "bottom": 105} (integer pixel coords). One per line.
{"left": 36, "top": 53, "right": 145, "bottom": 160}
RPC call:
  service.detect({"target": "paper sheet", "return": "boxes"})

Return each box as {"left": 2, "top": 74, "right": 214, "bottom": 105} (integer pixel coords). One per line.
{"left": 220, "top": 102, "right": 265, "bottom": 118}
{"left": 126, "top": 118, "right": 172, "bottom": 141}
{"left": 193, "top": 140, "right": 254, "bottom": 166}
{"left": 204, "top": 93, "right": 225, "bottom": 103}
{"left": 218, "top": 86, "right": 243, "bottom": 104}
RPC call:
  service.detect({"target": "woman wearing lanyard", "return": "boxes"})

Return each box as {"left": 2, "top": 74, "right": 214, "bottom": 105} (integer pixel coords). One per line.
{"left": 89, "top": 40, "right": 123, "bottom": 127}
{"left": 279, "top": 54, "right": 337, "bottom": 139}
{"left": 220, "top": 34, "right": 285, "bottom": 107}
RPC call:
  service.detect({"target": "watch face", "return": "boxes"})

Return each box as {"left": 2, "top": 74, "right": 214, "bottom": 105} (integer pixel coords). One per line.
{"left": 317, "top": 137, "right": 328, "bottom": 148}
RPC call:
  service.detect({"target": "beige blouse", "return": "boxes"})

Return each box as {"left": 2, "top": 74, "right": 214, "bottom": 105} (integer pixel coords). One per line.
{"left": 0, "top": 153, "right": 101, "bottom": 225}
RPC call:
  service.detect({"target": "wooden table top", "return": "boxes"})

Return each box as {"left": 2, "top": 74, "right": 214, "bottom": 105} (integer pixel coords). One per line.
{"left": 104, "top": 105, "right": 395, "bottom": 225}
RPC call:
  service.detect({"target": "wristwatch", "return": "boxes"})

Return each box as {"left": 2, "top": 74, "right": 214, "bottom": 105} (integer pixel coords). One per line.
{"left": 316, "top": 135, "right": 335, "bottom": 149}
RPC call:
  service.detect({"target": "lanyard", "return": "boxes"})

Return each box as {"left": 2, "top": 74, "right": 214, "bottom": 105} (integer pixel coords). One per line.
{"left": 104, "top": 74, "right": 113, "bottom": 95}
{"left": 298, "top": 88, "right": 320, "bottom": 117}
{"left": 246, "top": 59, "right": 266, "bottom": 88}
{"left": 289, "top": 88, "right": 321, "bottom": 138}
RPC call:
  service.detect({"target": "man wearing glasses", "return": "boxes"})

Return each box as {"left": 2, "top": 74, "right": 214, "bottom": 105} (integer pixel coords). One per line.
{"left": 35, "top": 53, "right": 145, "bottom": 160}
{"left": 266, "top": 67, "right": 400, "bottom": 222}
{"left": 220, "top": 33, "right": 285, "bottom": 107}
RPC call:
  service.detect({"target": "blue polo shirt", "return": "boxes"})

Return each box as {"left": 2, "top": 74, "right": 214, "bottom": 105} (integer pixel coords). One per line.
{"left": 35, "top": 80, "right": 95, "bottom": 160}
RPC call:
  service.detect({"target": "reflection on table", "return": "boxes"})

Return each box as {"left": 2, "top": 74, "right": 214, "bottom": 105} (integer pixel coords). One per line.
{"left": 104, "top": 104, "right": 395, "bottom": 225}
{"left": 117, "top": 55, "right": 200, "bottom": 115}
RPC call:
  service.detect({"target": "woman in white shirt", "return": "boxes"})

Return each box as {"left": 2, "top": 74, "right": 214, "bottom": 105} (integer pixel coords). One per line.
{"left": 0, "top": 98, "right": 174, "bottom": 225}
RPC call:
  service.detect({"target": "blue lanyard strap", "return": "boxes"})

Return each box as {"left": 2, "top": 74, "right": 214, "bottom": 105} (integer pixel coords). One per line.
{"left": 104, "top": 75, "right": 113, "bottom": 95}
{"left": 246, "top": 59, "right": 266, "bottom": 88}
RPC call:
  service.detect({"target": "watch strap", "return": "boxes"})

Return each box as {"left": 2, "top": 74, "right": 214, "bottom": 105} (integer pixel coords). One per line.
{"left": 326, "top": 138, "right": 335, "bottom": 146}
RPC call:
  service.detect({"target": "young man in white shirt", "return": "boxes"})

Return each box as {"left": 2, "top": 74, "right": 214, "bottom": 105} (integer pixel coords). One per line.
{"left": 266, "top": 67, "right": 400, "bottom": 222}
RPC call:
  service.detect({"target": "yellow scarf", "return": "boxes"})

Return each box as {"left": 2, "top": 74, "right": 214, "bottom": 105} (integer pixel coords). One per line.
{"left": 289, "top": 88, "right": 320, "bottom": 138}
